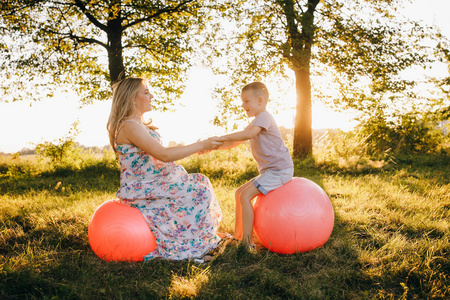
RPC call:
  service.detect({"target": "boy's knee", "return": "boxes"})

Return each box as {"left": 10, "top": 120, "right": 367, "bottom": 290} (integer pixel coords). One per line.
{"left": 235, "top": 183, "right": 248, "bottom": 198}
{"left": 239, "top": 192, "right": 254, "bottom": 205}
{"left": 235, "top": 189, "right": 242, "bottom": 200}
{"left": 242, "top": 185, "right": 261, "bottom": 203}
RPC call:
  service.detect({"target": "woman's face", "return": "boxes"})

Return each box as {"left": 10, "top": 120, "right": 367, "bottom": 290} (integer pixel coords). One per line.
{"left": 134, "top": 82, "right": 154, "bottom": 115}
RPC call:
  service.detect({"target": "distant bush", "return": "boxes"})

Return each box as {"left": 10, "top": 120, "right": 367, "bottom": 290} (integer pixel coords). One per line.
{"left": 312, "top": 110, "right": 449, "bottom": 173}
{"left": 34, "top": 121, "right": 86, "bottom": 170}
{"left": 313, "top": 129, "right": 385, "bottom": 173}
{"left": 357, "top": 110, "right": 446, "bottom": 157}
{"left": 35, "top": 138, "right": 79, "bottom": 165}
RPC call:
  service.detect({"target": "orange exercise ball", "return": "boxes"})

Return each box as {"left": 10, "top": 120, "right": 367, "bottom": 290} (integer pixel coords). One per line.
{"left": 253, "top": 177, "right": 334, "bottom": 254}
{"left": 88, "top": 200, "right": 157, "bottom": 261}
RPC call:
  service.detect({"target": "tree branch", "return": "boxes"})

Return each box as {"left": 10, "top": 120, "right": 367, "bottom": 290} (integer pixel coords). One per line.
{"left": 306, "top": 0, "right": 321, "bottom": 14}
{"left": 0, "top": 0, "right": 43, "bottom": 17}
{"left": 44, "top": 27, "right": 107, "bottom": 49}
{"left": 45, "top": 3, "right": 108, "bottom": 50}
{"left": 73, "top": 0, "right": 108, "bottom": 32}
{"left": 280, "top": 0, "right": 302, "bottom": 42}
{"left": 70, "top": 35, "right": 108, "bottom": 49}
{"left": 122, "top": 0, "right": 195, "bottom": 30}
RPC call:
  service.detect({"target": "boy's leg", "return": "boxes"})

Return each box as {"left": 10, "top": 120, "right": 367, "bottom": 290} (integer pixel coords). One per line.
{"left": 237, "top": 168, "right": 293, "bottom": 245}
{"left": 234, "top": 180, "right": 255, "bottom": 240}
{"left": 238, "top": 182, "right": 262, "bottom": 246}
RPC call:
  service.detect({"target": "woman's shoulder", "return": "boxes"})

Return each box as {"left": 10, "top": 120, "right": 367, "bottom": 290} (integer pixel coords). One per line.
{"left": 117, "top": 121, "right": 162, "bottom": 149}
{"left": 123, "top": 119, "right": 159, "bottom": 135}
{"left": 122, "top": 119, "right": 145, "bottom": 128}
{"left": 116, "top": 119, "right": 147, "bottom": 143}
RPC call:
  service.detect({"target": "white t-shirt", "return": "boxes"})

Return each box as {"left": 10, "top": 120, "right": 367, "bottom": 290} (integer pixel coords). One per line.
{"left": 249, "top": 110, "right": 293, "bottom": 173}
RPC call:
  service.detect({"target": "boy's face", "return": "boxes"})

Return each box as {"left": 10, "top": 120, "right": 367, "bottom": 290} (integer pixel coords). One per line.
{"left": 241, "top": 90, "right": 266, "bottom": 118}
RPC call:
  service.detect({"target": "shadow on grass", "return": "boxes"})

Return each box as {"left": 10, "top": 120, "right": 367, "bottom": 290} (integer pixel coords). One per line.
{"left": 0, "top": 161, "right": 120, "bottom": 197}
{"left": 197, "top": 156, "right": 370, "bottom": 298}
{"left": 1, "top": 153, "right": 448, "bottom": 299}
{"left": 192, "top": 156, "right": 372, "bottom": 299}
{"left": 0, "top": 155, "right": 367, "bottom": 299}
{"left": 2, "top": 226, "right": 367, "bottom": 300}
{"left": 193, "top": 221, "right": 370, "bottom": 299}
{"left": 191, "top": 154, "right": 448, "bottom": 299}
{"left": 1, "top": 204, "right": 170, "bottom": 299}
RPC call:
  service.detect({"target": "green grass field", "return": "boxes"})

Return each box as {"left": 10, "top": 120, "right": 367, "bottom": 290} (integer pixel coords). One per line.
{"left": 1, "top": 144, "right": 449, "bottom": 299}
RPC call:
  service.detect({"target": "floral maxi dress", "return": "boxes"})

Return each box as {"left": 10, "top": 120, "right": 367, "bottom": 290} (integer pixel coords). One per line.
{"left": 115, "top": 129, "right": 222, "bottom": 261}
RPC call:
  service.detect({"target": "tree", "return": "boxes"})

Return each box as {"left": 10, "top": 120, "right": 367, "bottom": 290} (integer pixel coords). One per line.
{"left": 437, "top": 43, "right": 450, "bottom": 115}
{"left": 210, "top": 0, "right": 439, "bottom": 158}
{"left": 0, "top": 0, "right": 214, "bottom": 106}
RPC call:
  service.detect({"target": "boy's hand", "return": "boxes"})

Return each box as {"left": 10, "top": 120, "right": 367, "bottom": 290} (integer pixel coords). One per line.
{"left": 210, "top": 136, "right": 227, "bottom": 149}
{"left": 212, "top": 136, "right": 228, "bottom": 143}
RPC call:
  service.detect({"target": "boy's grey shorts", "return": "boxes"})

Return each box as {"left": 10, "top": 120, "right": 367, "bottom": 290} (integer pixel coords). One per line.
{"left": 252, "top": 167, "right": 294, "bottom": 195}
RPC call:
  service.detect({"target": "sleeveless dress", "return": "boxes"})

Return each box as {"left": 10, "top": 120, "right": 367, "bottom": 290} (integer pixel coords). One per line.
{"left": 115, "top": 125, "right": 222, "bottom": 261}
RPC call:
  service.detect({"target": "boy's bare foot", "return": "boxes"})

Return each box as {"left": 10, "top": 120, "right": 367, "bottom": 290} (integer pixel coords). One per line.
{"left": 240, "top": 239, "right": 256, "bottom": 252}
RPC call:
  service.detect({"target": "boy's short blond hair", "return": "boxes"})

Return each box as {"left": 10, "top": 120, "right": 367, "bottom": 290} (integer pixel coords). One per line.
{"left": 242, "top": 82, "right": 269, "bottom": 102}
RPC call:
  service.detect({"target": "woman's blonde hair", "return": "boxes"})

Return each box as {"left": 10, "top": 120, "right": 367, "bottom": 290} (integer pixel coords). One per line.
{"left": 106, "top": 77, "right": 156, "bottom": 151}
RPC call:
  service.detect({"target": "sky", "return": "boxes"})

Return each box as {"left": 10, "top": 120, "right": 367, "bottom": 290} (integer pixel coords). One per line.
{"left": 1, "top": 0, "right": 449, "bottom": 154}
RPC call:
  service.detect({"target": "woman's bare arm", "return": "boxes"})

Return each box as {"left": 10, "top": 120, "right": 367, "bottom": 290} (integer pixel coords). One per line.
{"left": 119, "top": 122, "right": 224, "bottom": 162}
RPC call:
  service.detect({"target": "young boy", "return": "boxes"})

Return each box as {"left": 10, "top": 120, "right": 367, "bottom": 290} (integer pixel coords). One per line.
{"left": 217, "top": 82, "right": 294, "bottom": 248}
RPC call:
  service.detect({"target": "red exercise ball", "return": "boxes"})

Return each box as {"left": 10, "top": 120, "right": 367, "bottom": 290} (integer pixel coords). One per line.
{"left": 253, "top": 177, "right": 334, "bottom": 254}
{"left": 88, "top": 200, "right": 157, "bottom": 261}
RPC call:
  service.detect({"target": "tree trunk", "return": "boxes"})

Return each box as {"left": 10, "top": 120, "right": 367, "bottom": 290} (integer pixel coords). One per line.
{"left": 293, "top": 67, "right": 312, "bottom": 158}
{"left": 106, "top": 1, "right": 125, "bottom": 83}
{"left": 107, "top": 32, "right": 125, "bottom": 83}
{"left": 281, "top": 0, "right": 317, "bottom": 159}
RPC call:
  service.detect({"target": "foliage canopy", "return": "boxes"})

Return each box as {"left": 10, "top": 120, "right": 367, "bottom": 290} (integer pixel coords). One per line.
{"left": 0, "top": 0, "right": 216, "bottom": 107}
{"left": 207, "top": 0, "right": 448, "bottom": 157}
{"left": 1, "top": 0, "right": 449, "bottom": 158}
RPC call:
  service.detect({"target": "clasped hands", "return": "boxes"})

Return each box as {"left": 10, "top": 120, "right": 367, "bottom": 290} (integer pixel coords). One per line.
{"left": 198, "top": 136, "right": 227, "bottom": 154}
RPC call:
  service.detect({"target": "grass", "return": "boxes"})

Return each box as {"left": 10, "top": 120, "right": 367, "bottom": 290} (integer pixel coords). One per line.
{"left": 0, "top": 143, "right": 449, "bottom": 299}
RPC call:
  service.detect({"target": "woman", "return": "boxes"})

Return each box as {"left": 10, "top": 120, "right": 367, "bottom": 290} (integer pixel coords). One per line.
{"left": 106, "top": 77, "right": 224, "bottom": 261}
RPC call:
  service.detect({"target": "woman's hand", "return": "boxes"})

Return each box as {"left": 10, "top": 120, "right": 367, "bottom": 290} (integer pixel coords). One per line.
{"left": 199, "top": 136, "right": 226, "bottom": 154}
